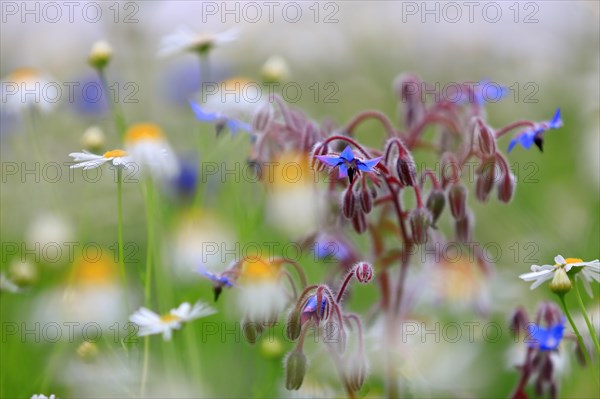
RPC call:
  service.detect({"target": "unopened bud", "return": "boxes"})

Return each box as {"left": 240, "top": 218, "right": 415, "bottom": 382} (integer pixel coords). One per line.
{"left": 77, "top": 341, "right": 99, "bottom": 362}
{"left": 549, "top": 268, "right": 572, "bottom": 295}
{"left": 9, "top": 259, "right": 37, "bottom": 286}
{"left": 260, "top": 338, "right": 284, "bottom": 359}
{"left": 537, "top": 301, "right": 562, "bottom": 326}
{"left": 347, "top": 352, "right": 368, "bottom": 392}
{"left": 312, "top": 143, "right": 330, "bottom": 172}
{"left": 440, "top": 152, "right": 460, "bottom": 186}
{"left": 396, "top": 153, "right": 417, "bottom": 187}
{"left": 455, "top": 211, "right": 473, "bottom": 242}
{"left": 342, "top": 188, "right": 357, "bottom": 219}
{"left": 476, "top": 158, "right": 497, "bottom": 202}
{"left": 354, "top": 262, "right": 374, "bottom": 283}
{"left": 476, "top": 120, "right": 497, "bottom": 156}
{"left": 394, "top": 73, "right": 424, "bottom": 129}
{"left": 88, "top": 40, "right": 112, "bottom": 70}
{"left": 498, "top": 171, "right": 516, "bottom": 203}
{"left": 509, "top": 307, "right": 529, "bottom": 337}
{"left": 261, "top": 55, "right": 291, "bottom": 83}
{"left": 426, "top": 189, "right": 445, "bottom": 226}
{"left": 81, "top": 126, "right": 105, "bottom": 153}
{"left": 286, "top": 308, "right": 302, "bottom": 341}
{"left": 351, "top": 211, "right": 367, "bottom": 234}
{"left": 252, "top": 103, "right": 272, "bottom": 132}
{"left": 409, "top": 207, "right": 432, "bottom": 245}
{"left": 360, "top": 188, "right": 373, "bottom": 213}
{"left": 285, "top": 350, "right": 307, "bottom": 390}
{"left": 242, "top": 320, "right": 264, "bottom": 345}
{"left": 448, "top": 183, "right": 467, "bottom": 220}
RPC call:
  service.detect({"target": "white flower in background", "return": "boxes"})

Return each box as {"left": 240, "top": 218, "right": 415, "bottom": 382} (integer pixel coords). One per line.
{"left": 261, "top": 55, "right": 291, "bottom": 83}
{"left": 129, "top": 301, "right": 216, "bottom": 341}
{"left": 158, "top": 26, "right": 238, "bottom": 57}
{"left": 124, "top": 123, "right": 179, "bottom": 181}
{"left": 80, "top": 126, "right": 106, "bottom": 152}
{"left": 0, "top": 272, "right": 19, "bottom": 293}
{"left": 519, "top": 255, "right": 600, "bottom": 295}
{"left": 9, "top": 259, "right": 37, "bottom": 286}
{"left": 31, "top": 394, "right": 57, "bottom": 399}
{"left": 69, "top": 149, "right": 132, "bottom": 170}
{"left": 25, "top": 213, "right": 73, "bottom": 267}
{"left": 237, "top": 257, "right": 287, "bottom": 323}
{"left": 1, "top": 68, "right": 56, "bottom": 114}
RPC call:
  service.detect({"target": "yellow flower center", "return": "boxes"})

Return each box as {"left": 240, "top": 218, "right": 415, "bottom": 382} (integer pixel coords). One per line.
{"left": 268, "top": 151, "right": 314, "bottom": 188}
{"left": 125, "top": 123, "right": 164, "bottom": 144}
{"left": 555, "top": 258, "right": 583, "bottom": 267}
{"left": 160, "top": 313, "right": 181, "bottom": 323}
{"left": 241, "top": 257, "right": 279, "bottom": 282}
{"left": 7, "top": 67, "right": 40, "bottom": 83}
{"left": 103, "top": 149, "right": 128, "bottom": 158}
{"left": 72, "top": 255, "right": 118, "bottom": 285}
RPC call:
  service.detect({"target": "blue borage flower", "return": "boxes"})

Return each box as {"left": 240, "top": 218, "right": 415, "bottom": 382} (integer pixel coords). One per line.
{"left": 301, "top": 295, "right": 327, "bottom": 325}
{"left": 316, "top": 145, "right": 382, "bottom": 184}
{"left": 197, "top": 266, "right": 234, "bottom": 301}
{"left": 456, "top": 79, "right": 509, "bottom": 106}
{"left": 189, "top": 99, "right": 252, "bottom": 136}
{"left": 508, "top": 108, "right": 562, "bottom": 153}
{"left": 526, "top": 318, "right": 565, "bottom": 351}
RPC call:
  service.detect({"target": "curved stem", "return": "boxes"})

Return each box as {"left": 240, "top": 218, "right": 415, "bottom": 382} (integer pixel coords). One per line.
{"left": 573, "top": 280, "right": 600, "bottom": 354}
{"left": 495, "top": 120, "right": 536, "bottom": 139}
{"left": 559, "top": 295, "right": 591, "bottom": 365}
{"left": 336, "top": 267, "right": 355, "bottom": 303}
{"left": 342, "top": 110, "right": 399, "bottom": 139}
{"left": 321, "top": 135, "right": 372, "bottom": 158}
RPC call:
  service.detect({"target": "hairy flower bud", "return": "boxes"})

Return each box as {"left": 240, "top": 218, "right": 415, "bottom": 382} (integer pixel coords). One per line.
{"left": 448, "top": 183, "right": 467, "bottom": 220}
{"left": 396, "top": 152, "right": 417, "bottom": 187}
{"left": 476, "top": 119, "right": 497, "bottom": 157}
{"left": 475, "top": 158, "right": 497, "bottom": 202}
{"left": 549, "top": 268, "right": 572, "bottom": 295}
{"left": 394, "top": 73, "right": 425, "bottom": 129}
{"left": 355, "top": 262, "right": 374, "bottom": 283}
{"left": 342, "top": 188, "right": 357, "bottom": 219}
{"left": 360, "top": 187, "right": 373, "bottom": 213}
{"left": 88, "top": 40, "right": 112, "bottom": 70}
{"left": 498, "top": 171, "right": 516, "bottom": 203}
{"left": 440, "top": 152, "right": 460, "bottom": 186}
{"left": 351, "top": 211, "right": 367, "bottom": 234}
{"left": 509, "top": 307, "right": 529, "bottom": 337}
{"left": 242, "top": 319, "right": 264, "bottom": 344}
{"left": 426, "top": 189, "right": 445, "bottom": 227}
{"left": 409, "top": 207, "right": 432, "bottom": 245}
{"left": 251, "top": 103, "right": 272, "bottom": 132}
{"left": 311, "top": 142, "right": 330, "bottom": 172}
{"left": 285, "top": 351, "right": 307, "bottom": 390}
{"left": 537, "top": 302, "right": 562, "bottom": 326}
{"left": 347, "top": 352, "right": 368, "bottom": 392}
{"left": 455, "top": 211, "right": 473, "bottom": 242}
{"left": 286, "top": 308, "right": 302, "bottom": 341}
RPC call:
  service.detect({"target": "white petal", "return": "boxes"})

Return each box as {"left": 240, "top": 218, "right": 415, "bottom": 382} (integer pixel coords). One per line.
{"left": 519, "top": 269, "right": 553, "bottom": 281}
{"left": 529, "top": 273, "right": 554, "bottom": 290}
{"left": 554, "top": 255, "right": 566, "bottom": 265}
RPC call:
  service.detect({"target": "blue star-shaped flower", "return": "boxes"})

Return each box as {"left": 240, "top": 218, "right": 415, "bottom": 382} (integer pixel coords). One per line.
{"left": 526, "top": 319, "right": 565, "bottom": 351}
{"left": 189, "top": 99, "right": 252, "bottom": 136}
{"left": 301, "top": 295, "right": 327, "bottom": 325}
{"left": 316, "top": 145, "right": 382, "bottom": 184}
{"left": 508, "top": 108, "right": 562, "bottom": 153}
{"left": 197, "top": 266, "right": 233, "bottom": 301}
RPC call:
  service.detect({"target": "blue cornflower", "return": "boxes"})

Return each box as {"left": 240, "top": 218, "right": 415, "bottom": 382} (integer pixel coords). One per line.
{"left": 189, "top": 99, "right": 251, "bottom": 136}
{"left": 170, "top": 157, "right": 197, "bottom": 200}
{"left": 301, "top": 295, "right": 327, "bottom": 324}
{"left": 526, "top": 319, "right": 565, "bottom": 351}
{"left": 316, "top": 145, "right": 382, "bottom": 184}
{"left": 508, "top": 108, "right": 562, "bottom": 153}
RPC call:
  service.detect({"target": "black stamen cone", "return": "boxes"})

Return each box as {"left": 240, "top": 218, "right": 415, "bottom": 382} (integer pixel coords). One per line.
{"left": 347, "top": 167, "right": 357, "bottom": 184}
{"left": 534, "top": 135, "right": 544, "bottom": 152}
{"left": 213, "top": 286, "right": 223, "bottom": 302}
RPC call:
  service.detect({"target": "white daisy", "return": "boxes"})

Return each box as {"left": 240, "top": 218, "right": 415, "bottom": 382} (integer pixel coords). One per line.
{"left": 69, "top": 149, "right": 131, "bottom": 170}
{"left": 1, "top": 68, "right": 56, "bottom": 114}
{"left": 158, "top": 26, "right": 238, "bottom": 57}
{"left": 31, "top": 394, "right": 57, "bottom": 399}
{"left": 124, "top": 123, "right": 179, "bottom": 182}
{"left": 519, "top": 255, "right": 600, "bottom": 296}
{"left": 0, "top": 272, "right": 19, "bottom": 293}
{"left": 129, "top": 301, "right": 216, "bottom": 341}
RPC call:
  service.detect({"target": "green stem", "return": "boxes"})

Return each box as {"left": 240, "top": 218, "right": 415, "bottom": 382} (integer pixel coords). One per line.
{"left": 573, "top": 280, "right": 600, "bottom": 354}
{"left": 140, "top": 179, "right": 155, "bottom": 396}
{"left": 117, "top": 167, "right": 129, "bottom": 313}
{"left": 140, "top": 335, "right": 150, "bottom": 397}
{"left": 98, "top": 68, "right": 127, "bottom": 139}
{"left": 559, "top": 295, "right": 591, "bottom": 365}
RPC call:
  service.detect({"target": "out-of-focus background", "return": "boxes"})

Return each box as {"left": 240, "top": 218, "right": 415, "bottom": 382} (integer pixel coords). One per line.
{"left": 1, "top": 1, "right": 599, "bottom": 398}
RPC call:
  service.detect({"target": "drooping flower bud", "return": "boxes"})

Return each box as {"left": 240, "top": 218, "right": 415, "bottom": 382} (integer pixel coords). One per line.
{"left": 251, "top": 103, "right": 273, "bottom": 132}
{"left": 455, "top": 211, "right": 473, "bottom": 242}
{"left": 476, "top": 119, "right": 497, "bottom": 157}
{"left": 537, "top": 301, "right": 562, "bottom": 326}
{"left": 448, "top": 183, "right": 467, "bottom": 220}
{"left": 396, "top": 152, "right": 417, "bottom": 187}
{"left": 440, "top": 152, "right": 461, "bottom": 186}
{"left": 475, "top": 157, "right": 497, "bottom": 202}
{"left": 426, "top": 189, "right": 445, "bottom": 227}
{"left": 242, "top": 319, "right": 264, "bottom": 344}
{"left": 351, "top": 211, "right": 367, "bottom": 234}
{"left": 285, "top": 350, "right": 307, "bottom": 390}
{"left": 498, "top": 171, "right": 516, "bottom": 203}
{"left": 360, "top": 187, "right": 373, "bottom": 213}
{"left": 509, "top": 307, "right": 529, "bottom": 338}
{"left": 549, "top": 268, "right": 572, "bottom": 295}
{"left": 354, "top": 262, "right": 374, "bottom": 283}
{"left": 342, "top": 187, "right": 357, "bottom": 219}
{"left": 286, "top": 308, "right": 302, "bottom": 341}
{"left": 394, "top": 73, "right": 425, "bottom": 129}
{"left": 409, "top": 207, "right": 432, "bottom": 245}
{"left": 311, "top": 142, "right": 330, "bottom": 172}
{"left": 88, "top": 40, "right": 112, "bottom": 70}
{"left": 347, "top": 352, "right": 368, "bottom": 392}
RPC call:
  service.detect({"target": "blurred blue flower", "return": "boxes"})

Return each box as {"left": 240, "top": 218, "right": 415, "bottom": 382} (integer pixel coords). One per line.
{"left": 189, "top": 99, "right": 251, "bottom": 136}
{"left": 170, "top": 156, "right": 198, "bottom": 200}
{"left": 313, "top": 234, "right": 351, "bottom": 262}
{"left": 301, "top": 295, "right": 327, "bottom": 324}
{"left": 454, "top": 79, "right": 508, "bottom": 105}
{"left": 316, "top": 145, "right": 382, "bottom": 184}
{"left": 71, "top": 75, "right": 109, "bottom": 116}
{"left": 526, "top": 319, "right": 565, "bottom": 351}
{"left": 508, "top": 108, "right": 562, "bottom": 153}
